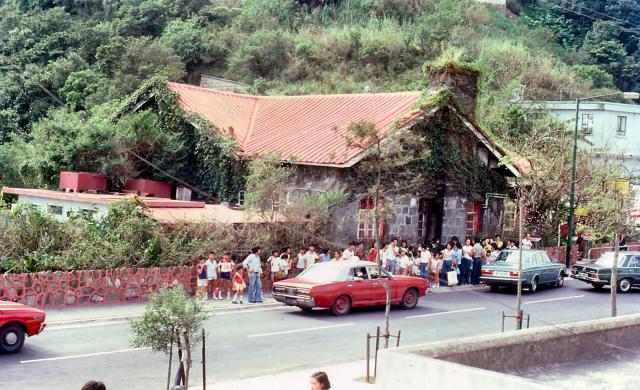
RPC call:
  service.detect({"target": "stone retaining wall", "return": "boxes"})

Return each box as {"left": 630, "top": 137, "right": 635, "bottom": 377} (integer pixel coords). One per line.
{"left": 0, "top": 265, "right": 276, "bottom": 308}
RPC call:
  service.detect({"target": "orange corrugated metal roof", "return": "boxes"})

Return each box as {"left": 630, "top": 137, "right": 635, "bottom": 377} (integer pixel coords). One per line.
{"left": 168, "top": 82, "right": 422, "bottom": 166}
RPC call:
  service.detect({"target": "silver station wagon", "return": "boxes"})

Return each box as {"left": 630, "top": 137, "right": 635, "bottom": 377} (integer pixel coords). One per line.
{"left": 480, "top": 249, "right": 566, "bottom": 293}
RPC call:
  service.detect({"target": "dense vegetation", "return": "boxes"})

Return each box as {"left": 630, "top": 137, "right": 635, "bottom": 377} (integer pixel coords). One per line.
{"left": 0, "top": 0, "right": 637, "bottom": 271}
{"left": 3, "top": 0, "right": 636, "bottom": 191}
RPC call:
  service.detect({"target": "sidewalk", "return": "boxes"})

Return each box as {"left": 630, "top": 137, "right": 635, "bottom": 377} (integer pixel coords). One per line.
{"left": 194, "top": 360, "right": 374, "bottom": 390}
{"left": 45, "top": 295, "right": 279, "bottom": 325}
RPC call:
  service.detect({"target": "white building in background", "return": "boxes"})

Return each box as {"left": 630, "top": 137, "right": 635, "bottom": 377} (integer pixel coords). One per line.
{"left": 537, "top": 101, "right": 640, "bottom": 176}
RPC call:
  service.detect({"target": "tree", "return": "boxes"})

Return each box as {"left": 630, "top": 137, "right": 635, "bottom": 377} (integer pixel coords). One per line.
{"left": 342, "top": 120, "right": 426, "bottom": 347}
{"left": 130, "top": 287, "right": 209, "bottom": 389}
{"left": 580, "top": 161, "right": 635, "bottom": 317}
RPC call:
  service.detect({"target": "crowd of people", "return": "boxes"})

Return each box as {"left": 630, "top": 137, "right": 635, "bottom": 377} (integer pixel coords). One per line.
{"left": 194, "top": 233, "right": 533, "bottom": 303}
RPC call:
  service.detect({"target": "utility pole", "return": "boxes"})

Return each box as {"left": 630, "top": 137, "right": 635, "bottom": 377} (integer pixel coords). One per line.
{"left": 515, "top": 191, "right": 524, "bottom": 330}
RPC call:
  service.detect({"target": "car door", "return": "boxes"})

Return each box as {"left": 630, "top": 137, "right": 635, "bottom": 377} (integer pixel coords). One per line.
{"left": 349, "top": 266, "right": 377, "bottom": 306}
{"left": 539, "top": 252, "right": 557, "bottom": 283}
{"left": 628, "top": 256, "right": 640, "bottom": 286}
{"left": 366, "top": 265, "right": 389, "bottom": 305}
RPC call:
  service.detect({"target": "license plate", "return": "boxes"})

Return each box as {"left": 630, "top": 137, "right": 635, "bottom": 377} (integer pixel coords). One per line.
{"left": 285, "top": 297, "right": 297, "bottom": 305}
{"left": 577, "top": 272, "right": 588, "bottom": 279}
{"left": 494, "top": 271, "right": 508, "bottom": 277}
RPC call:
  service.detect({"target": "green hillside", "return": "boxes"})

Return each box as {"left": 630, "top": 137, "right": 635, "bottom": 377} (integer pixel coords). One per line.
{"left": 0, "top": 0, "right": 637, "bottom": 189}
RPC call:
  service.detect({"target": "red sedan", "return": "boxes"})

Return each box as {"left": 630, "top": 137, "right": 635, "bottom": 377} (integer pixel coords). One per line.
{"left": 0, "top": 301, "right": 46, "bottom": 353}
{"left": 273, "top": 260, "right": 428, "bottom": 315}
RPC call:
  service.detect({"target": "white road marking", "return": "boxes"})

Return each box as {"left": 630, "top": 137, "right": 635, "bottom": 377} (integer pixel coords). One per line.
{"left": 20, "top": 347, "right": 151, "bottom": 364}
{"left": 524, "top": 295, "right": 585, "bottom": 305}
{"left": 247, "top": 323, "right": 354, "bottom": 338}
{"left": 404, "top": 307, "right": 486, "bottom": 319}
{"left": 214, "top": 305, "right": 294, "bottom": 316}
{"left": 46, "top": 320, "right": 129, "bottom": 331}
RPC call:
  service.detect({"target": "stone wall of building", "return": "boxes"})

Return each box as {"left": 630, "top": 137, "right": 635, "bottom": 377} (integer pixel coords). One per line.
{"left": 441, "top": 195, "right": 468, "bottom": 242}
{"left": 0, "top": 266, "right": 277, "bottom": 308}
{"left": 386, "top": 196, "right": 420, "bottom": 243}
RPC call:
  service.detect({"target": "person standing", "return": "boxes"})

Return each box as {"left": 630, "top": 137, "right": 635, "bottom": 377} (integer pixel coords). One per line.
{"left": 196, "top": 256, "right": 208, "bottom": 300}
{"left": 398, "top": 249, "right": 410, "bottom": 275}
{"left": 440, "top": 243, "right": 455, "bottom": 286}
{"left": 205, "top": 252, "right": 220, "bottom": 300}
{"left": 386, "top": 240, "right": 398, "bottom": 274}
{"left": 331, "top": 250, "right": 341, "bottom": 261}
{"left": 454, "top": 241, "right": 463, "bottom": 285}
{"left": 231, "top": 268, "right": 246, "bottom": 304}
{"left": 242, "top": 246, "right": 263, "bottom": 304}
{"left": 461, "top": 238, "right": 473, "bottom": 285}
{"left": 619, "top": 234, "right": 628, "bottom": 251}
{"left": 494, "top": 235, "right": 504, "bottom": 250}
{"left": 267, "top": 250, "right": 281, "bottom": 283}
{"left": 305, "top": 245, "right": 320, "bottom": 269}
{"left": 295, "top": 248, "right": 306, "bottom": 275}
{"left": 471, "top": 238, "right": 485, "bottom": 286}
{"left": 368, "top": 242, "right": 379, "bottom": 262}
{"left": 319, "top": 248, "right": 331, "bottom": 262}
{"left": 521, "top": 233, "right": 533, "bottom": 250}
{"left": 218, "top": 252, "right": 234, "bottom": 300}
{"left": 418, "top": 243, "right": 432, "bottom": 280}
{"left": 342, "top": 242, "right": 356, "bottom": 260}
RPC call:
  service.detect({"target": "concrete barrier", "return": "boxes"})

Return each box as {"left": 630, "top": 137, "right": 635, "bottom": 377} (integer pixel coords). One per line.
{"left": 377, "top": 314, "right": 640, "bottom": 389}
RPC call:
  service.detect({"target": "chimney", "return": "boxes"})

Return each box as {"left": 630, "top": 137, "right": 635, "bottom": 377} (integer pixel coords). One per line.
{"left": 426, "top": 65, "right": 480, "bottom": 122}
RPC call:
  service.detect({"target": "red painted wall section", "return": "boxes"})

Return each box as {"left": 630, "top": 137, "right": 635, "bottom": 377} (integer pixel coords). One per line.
{"left": 0, "top": 266, "right": 274, "bottom": 308}
{"left": 125, "top": 179, "right": 172, "bottom": 199}
{"left": 59, "top": 171, "right": 108, "bottom": 192}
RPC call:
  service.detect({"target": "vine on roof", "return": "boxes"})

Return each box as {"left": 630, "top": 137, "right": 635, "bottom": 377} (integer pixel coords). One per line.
{"left": 115, "top": 77, "right": 247, "bottom": 202}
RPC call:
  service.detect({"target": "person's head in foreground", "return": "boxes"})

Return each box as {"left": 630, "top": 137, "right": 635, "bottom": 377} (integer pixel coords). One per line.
{"left": 82, "top": 381, "right": 106, "bottom": 390}
{"left": 310, "top": 371, "right": 331, "bottom": 390}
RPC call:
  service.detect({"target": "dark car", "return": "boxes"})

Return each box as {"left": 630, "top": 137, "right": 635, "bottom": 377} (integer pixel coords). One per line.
{"left": 572, "top": 251, "right": 640, "bottom": 293}
{"left": 480, "top": 249, "right": 566, "bottom": 293}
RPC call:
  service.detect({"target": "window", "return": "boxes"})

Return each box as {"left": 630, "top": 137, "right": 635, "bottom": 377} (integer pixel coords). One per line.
{"left": 47, "top": 205, "right": 63, "bottom": 215}
{"left": 581, "top": 114, "right": 593, "bottom": 135}
{"left": 357, "top": 198, "right": 386, "bottom": 240}
{"left": 616, "top": 116, "right": 627, "bottom": 136}
{"left": 80, "top": 209, "right": 96, "bottom": 218}
{"left": 417, "top": 199, "right": 428, "bottom": 242}
{"left": 627, "top": 256, "right": 640, "bottom": 268}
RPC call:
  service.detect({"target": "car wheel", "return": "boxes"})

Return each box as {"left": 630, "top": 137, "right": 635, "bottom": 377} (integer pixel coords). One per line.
{"left": 555, "top": 272, "right": 565, "bottom": 288}
{"left": 0, "top": 324, "right": 25, "bottom": 354}
{"left": 592, "top": 283, "right": 605, "bottom": 291}
{"left": 489, "top": 284, "right": 500, "bottom": 292}
{"left": 400, "top": 288, "right": 419, "bottom": 310}
{"left": 528, "top": 277, "right": 538, "bottom": 294}
{"left": 617, "top": 278, "right": 632, "bottom": 293}
{"left": 332, "top": 295, "right": 352, "bottom": 316}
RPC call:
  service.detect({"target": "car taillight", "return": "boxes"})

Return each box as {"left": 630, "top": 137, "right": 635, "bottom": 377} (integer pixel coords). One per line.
{"left": 481, "top": 270, "right": 493, "bottom": 275}
{"left": 509, "top": 271, "right": 520, "bottom": 277}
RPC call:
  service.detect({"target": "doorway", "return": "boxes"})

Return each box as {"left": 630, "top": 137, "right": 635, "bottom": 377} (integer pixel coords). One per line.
{"left": 417, "top": 198, "right": 443, "bottom": 244}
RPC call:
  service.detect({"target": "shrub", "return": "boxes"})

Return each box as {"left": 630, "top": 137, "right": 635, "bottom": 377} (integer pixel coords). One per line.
{"left": 228, "top": 29, "right": 293, "bottom": 80}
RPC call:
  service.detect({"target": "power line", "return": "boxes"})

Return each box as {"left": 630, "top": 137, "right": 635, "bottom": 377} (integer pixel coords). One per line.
{"left": 540, "top": 0, "right": 640, "bottom": 37}
{"left": 571, "top": 1, "right": 640, "bottom": 31}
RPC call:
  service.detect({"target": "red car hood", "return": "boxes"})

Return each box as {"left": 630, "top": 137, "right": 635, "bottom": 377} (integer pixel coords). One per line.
{"left": 0, "top": 301, "right": 46, "bottom": 315}
{"left": 273, "top": 278, "right": 323, "bottom": 288}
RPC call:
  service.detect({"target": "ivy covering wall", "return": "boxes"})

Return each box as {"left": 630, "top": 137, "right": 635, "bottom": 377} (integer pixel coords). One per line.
{"left": 115, "top": 77, "right": 247, "bottom": 202}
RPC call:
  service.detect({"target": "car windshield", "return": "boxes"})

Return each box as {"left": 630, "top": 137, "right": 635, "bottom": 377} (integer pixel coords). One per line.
{"left": 595, "top": 252, "right": 627, "bottom": 267}
{"left": 493, "top": 251, "right": 532, "bottom": 264}
{"left": 298, "top": 264, "right": 346, "bottom": 283}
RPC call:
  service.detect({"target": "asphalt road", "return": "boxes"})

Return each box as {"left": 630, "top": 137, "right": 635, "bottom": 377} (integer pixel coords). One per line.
{"left": 3, "top": 279, "right": 640, "bottom": 390}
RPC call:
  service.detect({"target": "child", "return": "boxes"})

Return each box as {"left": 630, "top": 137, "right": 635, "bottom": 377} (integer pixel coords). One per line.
{"left": 196, "top": 256, "right": 208, "bottom": 300}
{"left": 267, "top": 250, "right": 281, "bottom": 282}
{"left": 218, "top": 252, "right": 234, "bottom": 300}
{"left": 429, "top": 253, "right": 441, "bottom": 288}
{"left": 232, "top": 268, "right": 246, "bottom": 304}
{"left": 398, "top": 249, "right": 410, "bottom": 276}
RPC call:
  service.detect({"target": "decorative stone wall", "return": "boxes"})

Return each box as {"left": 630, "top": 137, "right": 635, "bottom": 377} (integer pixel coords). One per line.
{"left": 0, "top": 265, "right": 278, "bottom": 308}
{"left": 0, "top": 266, "right": 197, "bottom": 308}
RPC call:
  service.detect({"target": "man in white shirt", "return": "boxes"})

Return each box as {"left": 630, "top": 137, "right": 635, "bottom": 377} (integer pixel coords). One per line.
{"left": 418, "top": 245, "right": 432, "bottom": 280}
{"left": 342, "top": 242, "right": 356, "bottom": 260}
{"left": 242, "top": 246, "right": 263, "bottom": 304}
{"left": 205, "top": 252, "right": 220, "bottom": 300}
{"left": 305, "top": 245, "right": 320, "bottom": 269}
{"left": 521, "top": 233, "right": 533, "bottom": 250}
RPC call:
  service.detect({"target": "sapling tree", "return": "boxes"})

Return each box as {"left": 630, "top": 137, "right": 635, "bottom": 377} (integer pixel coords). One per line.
{"left": 342, "top": 120, "right": 426, "bottom": 347}
{"left": 580, "top": 162, "right": 635, "bottom": 317}
{"left": 130, "top": 287, "right": 209, "bottom": 389}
